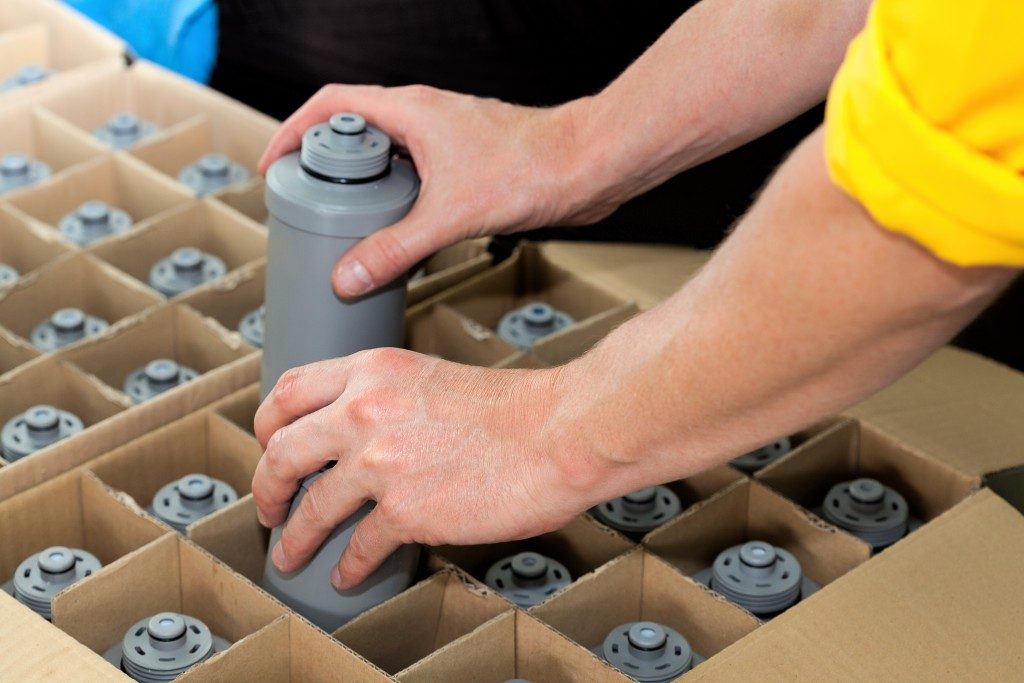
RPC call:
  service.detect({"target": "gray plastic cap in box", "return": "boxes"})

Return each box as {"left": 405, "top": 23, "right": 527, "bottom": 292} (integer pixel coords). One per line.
{"left": 93, "top": 112, "right": 159, "bottom": 150}
{"left": 124, "top": 359, "right": 199, "bottom": 404}
{"left": 0, "top": 262, "right": 19, "bottom": 287}
{"left": 821, "top": 477, "right": 913, "bottom": 550}
{"left": 148, "top": 247, "right": 227, "bottom": 297}
{"left": 730, "top": 437, "right": 793, "bottom": 473}
{"left": 497, "top": 302, "right": 574, "bottom": 350}
{"left": 0, "top": 65, "right": 54, "bottom": 93}
{"left": 0, "top": 153, "right": 51, "bottom": 195}
{"left": 178, "top": 153, "right": 250, "bottom": 197}
{"left": 484, "top": 551, "right": 572, "bottom": 608}
{"left": 591, "top": 485, "right": 683, "bottom": 538}
{"left": 147, "top": 473, "right": 238, "bottom": 534}
{"left": 600, "top": 621, "right": 701, "bottom": 682}
{"left": 238, "top": 305, "right": 264, "bottom": 348}
{"left": 4, "top": 546, "right": 102, "bottom": 620}
{"left": 31, "top": 307, "right": 109, "bottom": 352}
{"left": 103, "top": 612, "right": 231, "bottom": 682}
{"left": 1, "top": 404, "right": 84, "bottom": 462}
{"left": 58, "top": 200, "right": 134, "bottom": 247}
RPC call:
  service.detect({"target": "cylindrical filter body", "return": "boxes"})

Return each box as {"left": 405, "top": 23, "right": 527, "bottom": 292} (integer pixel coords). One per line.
{"left": 262, "top": 469, "right": 420, "bottom": 632}
{"left": 10, "top": 546, "right": 101, "bottom": 620}
{"left": 58, "top": 200, "right": 133, "bottom": 246}
{"left": 1, "top": 404, "right": 84, "bottom": 461}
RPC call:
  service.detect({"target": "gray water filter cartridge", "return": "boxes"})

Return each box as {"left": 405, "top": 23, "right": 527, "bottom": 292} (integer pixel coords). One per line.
{"left": 730, "top": 437, "right": 792, "bottom": 473}
{"left": 178, "top": 153, "right": 250, "bottom": 197}
{"left": 31, "top": 307, "right": 109, "bottom": 351}
{"left": 693, "top": 540, "right": 819, "bottom": 618}
{"left": 0, "top": 546, "right": 102, "bottom": 620}
{"left": 238, "top": 305, "right": 264, "bottom": 348}
{"left": 0, "top": 153, "right": 51, "bottom": 195}
{"left": 0, "top": 262, "right": 18, "bottom": 287}
{"left": 497, "top": 302, "right": 574, "bottom": 350}
{"left": 820, "top": 477, "right": 920, "bottom": 550}
{"left": 58, "top": 200, "right": 133, "bottom": 246}
{"left": 0, "top": 65, "right": 54, "bottom": 92}
{"left": 262, "top": 468, "right": 420, "bottom": 632}
{"left": 124, "top": 359, "right": 198, "bottom": 404}
{"left": 147, "top": 474, "right": 238, "bottom": 534}
{"left": 103, "top": 612, "right": 231, "bottom": 682}
{"left": 484, "top": 551, "right": 572, "bottom": 608}
{"left": 148, "top": 247, "right": 227, "bottom": 298}
{"left": 598, "top": 622, "right": 702, "bottom": 682}
{"left": 1, "top": 404, "right": 84, "bottom": 462}
{"left": 93, "top": 112, "right": 159, "bottom": 150}
{"left": 590, "top": 486, "right": 683, "bottom": 539}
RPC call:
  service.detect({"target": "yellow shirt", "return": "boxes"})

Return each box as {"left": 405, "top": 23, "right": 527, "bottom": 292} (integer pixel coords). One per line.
{"left": 825, "top": 1, "right": 1024, "bottom": 266}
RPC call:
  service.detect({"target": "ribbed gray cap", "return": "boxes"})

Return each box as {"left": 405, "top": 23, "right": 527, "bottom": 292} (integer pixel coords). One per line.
{"left": 300, "top": 113, "right": 391, "bottom": 181}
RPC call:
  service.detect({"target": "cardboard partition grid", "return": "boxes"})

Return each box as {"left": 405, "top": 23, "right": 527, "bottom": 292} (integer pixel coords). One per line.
{"left": 86, "top": 410, "right": 261, "bottom": 527}
{"left": 187, "top": 493, "right": 270, "bottom": 586}
{"left": 178, "top": 258, "right": 265, "bottom": 340}
{"left": 208, "top": 381, "right": 259, "bottom": 435}
{"left": 0, "top": 24, "right": 51, "bottom": 78}
{"left": 51, "top": 533, "right": 287, "bottom": 663}
{"left": 398, "top": 609, "right": 631, "bottom": 683}
{"left": 217, "top": 178, "right": 268, "bottom": 225}
{"left": 644, "top": 479, "right": 872, "bottom": 590}
{"left": 527, "top": 301, "right": 639, "bottom": 367}
{"left": 407, "top": 238, "right": 493, "bottom": 307}
{"left": 0, "top": 203, "right": 74, "bottom": 282}
{"left": 0, "top": 468, "right": 167, "bottom": 605}
{"left": 0, "top": 0, "right": 125, "bottom": 70}
{"left": 0, "top": 325, "right": 42, "bottom": 379}
{"left": 0, "top": 251, "right": 163, "bottom": 347}
{"left": 755, "top": 417, "right": 979, "bottom": 525}
{"left": 60, "top": 303, "right": 255, "bottom": 402}
{"left": 0, "top": 356, "right": 129, "bottom": 466}
{"left": 406, "top": 303, "right": 520, "bottom": 366}
{"left": 334, "top": 569, "right": 509, "bottom": 675}
{"left": 5, "top": 154, "right": 193, "bottom": 243}
{"left": 89, "top": 199, "right": 267, "bottom": 299}
{"left": 433, "top": 514, "right": 636, "bottom": 605}
{"left": 532, "top": 547, "right": 761, "bottom": 665}
{"left": 177, "top": 614, "right": 393, "bottom": 683}
{"left": 0, "top": 104, "right": 107, "bottom": 183}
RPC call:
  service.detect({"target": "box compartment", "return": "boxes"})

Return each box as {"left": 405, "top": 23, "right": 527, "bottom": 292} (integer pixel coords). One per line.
{"left": 0, "top": 105, "right": 105, "bottom": 184}
{"left": 178, "top": 259, "right": 265, "bottom": 343}
{"left": 0, "top": 193, "right": 73, "bottom": 283}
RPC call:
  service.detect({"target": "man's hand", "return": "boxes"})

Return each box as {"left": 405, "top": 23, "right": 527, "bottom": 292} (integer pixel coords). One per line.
{"left": 251, "top": 350, "right": 604, "bottom": 589}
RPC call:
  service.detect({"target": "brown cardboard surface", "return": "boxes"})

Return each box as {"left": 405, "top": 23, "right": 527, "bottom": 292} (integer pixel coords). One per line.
{"left": 407, "top": 238, "right": 493, "bottom": 307}
{"left": 217, "top": 178, "right": 268, "bottom": 224}
{"left": 188, "top": 494, "right": 268, "bottom": 585}
{"left": 0, "top": 104, "right": 106, "bottom": 178}
{"left": 0, "top": 201, "right": 72, "bottom": 280}
{"left": 0, "top": 323, "right": 37, "bottom": 375}
{"left": 0, "top": 24, "right": 50, "bottom": 78}
{"left": 334, "top": 569, "right": 508, "bottom": 675}
{"left": 209, "top": 381, "right": 259, "bottom": 434}
{"left": 687, "top": 490, "right": 1024, "bottom": 681}
{"left": 532, "top": 547, "right": 760, "bottom": 662}
{"left": 849, "top": 346, "right": 1024, "bottom": 477}
{"left": 406, "top": 303, "right": 519, "bottom": 366}
{"left": 179, "top": 258, "right": 265, "bottom": 339}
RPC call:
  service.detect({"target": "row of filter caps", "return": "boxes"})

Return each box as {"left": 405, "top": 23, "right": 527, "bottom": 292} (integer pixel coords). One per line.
{"left": 3, "top": 430, "right": 917, "bottom": 682}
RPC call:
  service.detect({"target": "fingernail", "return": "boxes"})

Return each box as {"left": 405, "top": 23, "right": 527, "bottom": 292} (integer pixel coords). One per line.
{"left": 272, "top": 542, "right": 287, "bottom": 570}
{"left": 336, "top": 260, "right": 373, "bottom": 297}
{"left": 330, "top": 565, "right": 343, "bottom": 589}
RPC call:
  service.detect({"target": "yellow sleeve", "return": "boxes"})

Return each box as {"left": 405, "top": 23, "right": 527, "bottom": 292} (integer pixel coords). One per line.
{"left": 825, "top": 0, "right": 1024, "bottom": 267}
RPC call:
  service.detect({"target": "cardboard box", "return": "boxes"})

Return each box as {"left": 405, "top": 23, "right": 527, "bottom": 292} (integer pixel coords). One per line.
{"left": 398, "top": 609, "right": 631, "bottom": 683}
{"left": 178, "top": 259, "right": 266, "bottom": 346}
{"left": 208, "top": 381, "right": 259, "bottom": 435}
{"left": 0, "top": 323, "right": 37, "bottom": 376}
{"left": 334, "top": 569, "right": 509, "bottom": 675}
{"left": 0, "top": 103, "right": 107, "bottom": 184}
{"left": 0, "top": 203, "right": 73, "bottom": 285}
{"left": 407, "top": 238, "right": 493, "bottom": 307}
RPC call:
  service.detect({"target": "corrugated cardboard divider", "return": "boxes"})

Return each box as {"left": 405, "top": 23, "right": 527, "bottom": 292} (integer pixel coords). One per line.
{"left": 528, "top": 301, "right": 638, "bottom": 367}
{"left": 684, "top": 490, "right": 1024, "bottom": 681}
{"left": 89, "top": 199, "right": 267, "bottom": 299}
{"left": 334, "top": 568, "right": 509, "bottom": 675}
{"left": 51, "top": 534, "right": 287, "bottom": 660}
{"left": 434, "top": 514, "right": 636, "bottom": 606}
{"left": 5, "top": 154, "right": 192, "bottom": 242}
{"left": 406, "top": 303, "right": 520, "bottom": 366}
{"left": 85, "top": 411, "right": 261, "bottom": 530}
{"left": 531, "top": 547, "right": 760, "bottom": 665}
{"left": 398, "top": 609, "right": 632, "bottom": 683}
{"left": 188, "top": 493, "right": 269, "bottom": 584}
{"left": 0, "top": 104, "right": 107, "bottom": 177}
{"left": 0, "top": 324, "right": 38, "bottom": 375}
{"left": 644, "top": 479, "right": 871, "bottom": 589}
{"left": 0, "top": 24, "right": 50, "bottom": 76}
{"left": 0, "top": 204, "right": 72, "bottom": 282}
{"left": 407, "top": 238, "right": 493, "bottom": 307}
{"left": 217, "top": 178, "right": 268, "bottom": 225}
{"left": 0, "top": 0, "right": 125, "bottom": 69}
{"left": 208, "top": 381, "right": 259, "bottom": 434}
{"left": 177, "top": 614, "right": 393, "bottom": 682}
{"left": 179, "top": 259, "right": 265, "bottom": 340}
{"left": 756, "top": 417, "right": 978, "bottom": 525}
{"left": 0, "top": 251, "right": 163, "bottom": 343}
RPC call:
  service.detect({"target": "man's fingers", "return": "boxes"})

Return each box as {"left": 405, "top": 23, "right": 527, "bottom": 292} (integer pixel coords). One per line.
{"left": 271, "top": 466, "right": 370, "bottom": 573}
{"left": 332, "top": 508, "right": 403, "bottom": 590}
{"left": 255, "top": 358, "right": 356, "bottom": 448}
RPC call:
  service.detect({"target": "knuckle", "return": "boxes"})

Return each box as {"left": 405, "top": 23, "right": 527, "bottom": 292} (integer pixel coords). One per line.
{"left": 343, "top": 391, "right": 388, "bottom": 427}
{"left": 367, "top": 230, "right": 413, "bottom": 277}
{"left": 271, "top": 367, "right": 306, "bottom": 409}
{"left": 297, "top": 485, "right": 330, "bottom": 529}
{"left": 400, "top": 83, "right": 436, "bottom": 105}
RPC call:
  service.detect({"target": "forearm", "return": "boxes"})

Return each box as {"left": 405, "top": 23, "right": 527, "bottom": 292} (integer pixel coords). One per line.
{"left": 552, "top": 128, "right": 1018, "bottom": 501}
{"left": 563, "top": 0, "right": 870, "bottom": 216}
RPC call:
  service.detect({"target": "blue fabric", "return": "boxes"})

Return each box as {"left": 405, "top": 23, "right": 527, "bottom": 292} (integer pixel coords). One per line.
{"left": 63, "top": 0, "right": 218, "bottom": 83}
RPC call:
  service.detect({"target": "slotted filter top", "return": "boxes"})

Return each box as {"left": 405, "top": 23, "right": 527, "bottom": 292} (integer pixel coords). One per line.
{"left": 484, "top": 551, "right": 572, "bottom": 608}
{"left": 105, "top": 612, "right": 231, "bottom": 682}
{"left": 148, "top": 247, "right": 227, "bottom": 297}
{"left": 497, "top": 302, "right": 574, "bottom": 350}
{"left": 94, "top": 112, "right": 159, "bottom": 150}
{"left": 601, "top": 621, "right": 697, "bottom": 682}
{"left": 0, "top": 65, "right": 54, "bottom": 93}
{"left": 0, "top": 262, "right": 18, "bottom": 287}
{"left": 730, "top": 437, "right": 792, "bottom": 473}
{"left": 0, "top": 153, "right": 51, "bottom": 195}
{"left": 238, "top": 306, "right": 264, "bottom": 348}
{"left": 709, "top": 541, "right": 802, "bottom": 616}
{"left": 821, "top": 477, "right": 911, "bottom": 550}
{"left": 31, "top": 307, "right": 109, "bottom": 352}
{"left": 149, "top": 474, "right": 238, "bottom": 533}
{"left": 124, "top": 359, "right": 199, "bottom": 404}
{"left": 178, "top": 153, "right": 249, "bottom": 197}
{"left": 1, "top": 404, "right": 84, "bottom": 462}
{"left": 591, "top": 485, "right": 682, "bottom": 537}
{"left": 58, "top": 200, "right": 134, "bottom": 247}
{"left": 9, "top": 546, "right": 101, "bottom": 620}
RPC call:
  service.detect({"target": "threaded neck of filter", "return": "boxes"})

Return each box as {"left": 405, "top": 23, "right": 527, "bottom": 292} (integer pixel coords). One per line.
{"left": 299, "top": 113, "right": 391, "bottom": 182}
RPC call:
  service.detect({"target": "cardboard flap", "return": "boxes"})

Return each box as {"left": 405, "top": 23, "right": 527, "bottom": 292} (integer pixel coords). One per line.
{"left": 687, "top": 489, "right": 1024, "bottom": 680}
